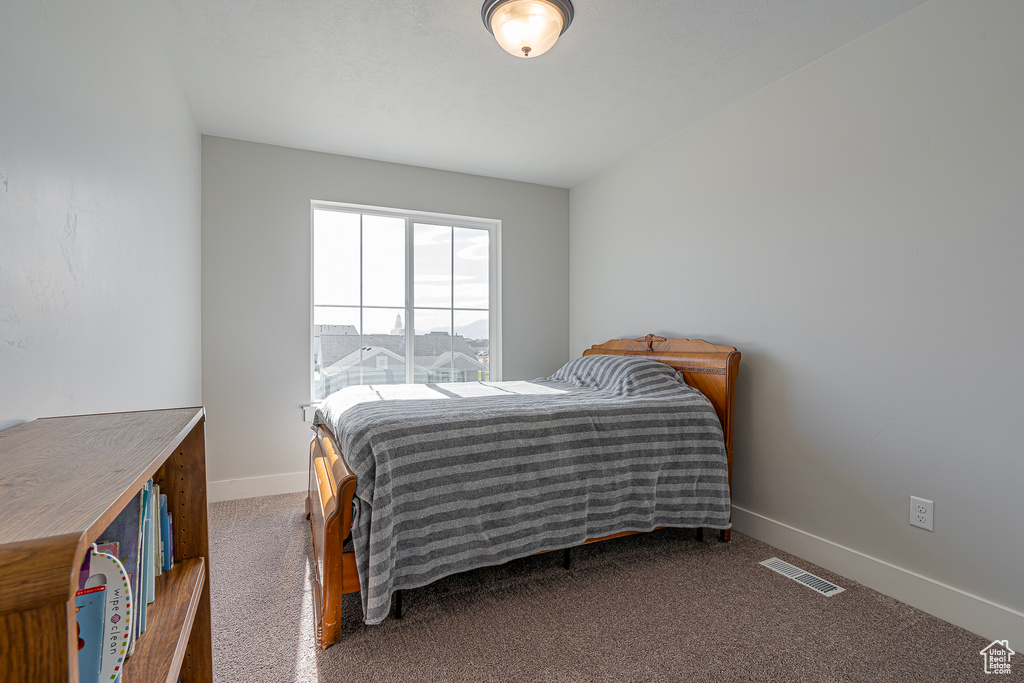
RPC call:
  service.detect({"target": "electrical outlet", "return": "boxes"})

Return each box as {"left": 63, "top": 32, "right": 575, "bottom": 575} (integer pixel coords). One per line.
{"left": 910, "top": 496, "right": 933, "bottom": 531}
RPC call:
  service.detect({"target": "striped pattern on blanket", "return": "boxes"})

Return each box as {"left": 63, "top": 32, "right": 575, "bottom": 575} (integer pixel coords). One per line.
{"left": 314, "top": 355, "right": 731, "bottom": 625}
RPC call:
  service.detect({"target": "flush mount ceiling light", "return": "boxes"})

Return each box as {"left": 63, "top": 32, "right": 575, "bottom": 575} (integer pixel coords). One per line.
{"left": 481, "top": 0, "right": 574, "bottom": 58}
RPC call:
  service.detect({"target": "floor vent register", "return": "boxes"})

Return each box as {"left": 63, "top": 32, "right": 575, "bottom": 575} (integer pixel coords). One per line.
{"left": 760, "top": 557, "right": 846, "bottom": 596}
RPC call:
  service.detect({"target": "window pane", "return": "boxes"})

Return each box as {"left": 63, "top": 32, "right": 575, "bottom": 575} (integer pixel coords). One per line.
{"left": 414, "top": 308, "right": 452, "bottom": 384}
{"left": 313, "top": 210, "right": 360, "bottom": 306}
{"left": 314, "top": 307, "right": 361, "bottom": 400}
{"left": 414, "top": 223, "right": 452, "bottom": 308}
{"left": 454, "top": 310, "right": 490, "bottom": 381}
{"left": 453, "top": 228, "right": 489, "bottom": 309}
{"left": 312, "top": 203, "right": 497, "bottom": 397}
{"left": 359, "top": 308, "right": 406, "bottom": 385}
{"left": 362, "top": 215, "right": 405, "bottom": 307}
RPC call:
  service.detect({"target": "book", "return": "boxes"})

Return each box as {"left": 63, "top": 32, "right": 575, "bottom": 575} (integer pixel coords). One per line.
{"left": 96, "top": 490, "right": 144, "bottom": 651}
{"left": 159, "top": 493, "right": 173, "bottom": 571}
{"left": 88, "top": 544, "right": 133, "bottom": 682}
{"left": 167, "top": 515, "right": 174, "bottom": 570}
{"left": 95, "top": 541, "right": 119, "bottom": 558}
{"left": 153, "top": 483, "right": 162, "bottom": 578}
{"left": 144, "top": 480, "right": 156, "bottom": 606}
{"left": 96, "top": 493, "right": 142, "bottom": 591}
{"left": 137, "top": 483, "right": 150, "bottom": 636}
{"left": 78, "top": 551, "right": 92, "bottom": 591}
{"left": 75, "top": 585, "right": 105, "bottom": 683}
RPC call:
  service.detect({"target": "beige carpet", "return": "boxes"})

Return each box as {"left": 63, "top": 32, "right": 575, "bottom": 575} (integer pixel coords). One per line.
{"left": 208, "top": 492, "right": 1008, "bottom": 682}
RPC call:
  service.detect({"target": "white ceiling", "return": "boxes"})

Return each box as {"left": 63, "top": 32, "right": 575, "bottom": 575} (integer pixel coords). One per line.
{"left": 153, "top": 0, "right": 927, "bottom": 188}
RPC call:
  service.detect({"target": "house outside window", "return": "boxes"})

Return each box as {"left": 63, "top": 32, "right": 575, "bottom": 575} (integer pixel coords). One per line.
{"left": 311, "top": 201, "right": 500, "bottom": 401}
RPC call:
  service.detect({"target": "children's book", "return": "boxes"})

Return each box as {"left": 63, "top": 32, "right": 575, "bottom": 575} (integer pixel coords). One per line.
{"left": 96, "top": 491, "right": 143, "bottom": 634}
{"left": 153, "top": 483, "right": 162, "bottom": 577}
{"left": 95, "top": 541, "right": 119, "bottom": 558}
{"left": 79, "top": 552, "right": 92, "bottom": 591}
{"left": 145, "top": 480, "right": 156, "bottom": 606}
{"left": 88, "top": 544, "right": 133, "bottom": 682}
{"left": 75, "top": 585, "right": 105, "bottom": 683}
{"left": 159, "top": 493, "right": 173, "bottom": 571}
{"left": 137, "top": 483, "right": 150, "bottom": 636}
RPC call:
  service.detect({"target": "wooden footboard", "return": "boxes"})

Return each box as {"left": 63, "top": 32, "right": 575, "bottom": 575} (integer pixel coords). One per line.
{"left": 307, "top": 425, "right": 359, "bottom": 649}
{"left": 307, "top": 335, "right": 739, "bottom": 648}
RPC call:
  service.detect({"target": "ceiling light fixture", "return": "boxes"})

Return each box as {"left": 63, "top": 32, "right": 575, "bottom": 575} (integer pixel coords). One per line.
{"left": 481, "top": 0, "right": 574, "bottom": 59}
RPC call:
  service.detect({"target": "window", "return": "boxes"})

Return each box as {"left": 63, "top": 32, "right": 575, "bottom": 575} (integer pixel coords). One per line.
{"left": 312, "top": 202, "right": 500, "bottom": 401}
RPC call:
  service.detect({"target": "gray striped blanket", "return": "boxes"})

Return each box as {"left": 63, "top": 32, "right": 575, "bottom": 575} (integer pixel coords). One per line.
{"left": 314, "top": 355, "right": 731, "bottom": 625}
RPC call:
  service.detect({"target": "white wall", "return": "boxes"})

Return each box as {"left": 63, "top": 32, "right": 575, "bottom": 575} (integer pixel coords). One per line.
{"left": 202, "top": 137, "right": 569, "bottom": 493}
{"left": 0, "top": 0, "right": 202, "bottom": 429}
{"left": 569, "top": 0, "right": 1023, "bottom": 642}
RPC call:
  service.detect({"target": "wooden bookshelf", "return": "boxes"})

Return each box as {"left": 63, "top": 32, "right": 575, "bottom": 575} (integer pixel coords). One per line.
{"left": 0, "top": 408, "right": 213, "bottom": 683}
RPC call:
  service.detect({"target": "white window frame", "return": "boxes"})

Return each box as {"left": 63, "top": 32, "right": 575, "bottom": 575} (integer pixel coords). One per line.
{"left": 310, "top": 200, "right": 502, "bottom": 403}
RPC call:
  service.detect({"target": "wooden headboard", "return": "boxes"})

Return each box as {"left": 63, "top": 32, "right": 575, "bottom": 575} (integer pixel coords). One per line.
{"left": 583, "top": 334, "right": 741, "bottom": 490}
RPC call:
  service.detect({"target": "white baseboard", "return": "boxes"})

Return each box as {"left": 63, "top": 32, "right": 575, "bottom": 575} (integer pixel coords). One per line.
{"left": 207, "top": 470, "right": 307, "bottom": 503}
{"left": 732, "top": 506, "right": 1023, "bottom": 649}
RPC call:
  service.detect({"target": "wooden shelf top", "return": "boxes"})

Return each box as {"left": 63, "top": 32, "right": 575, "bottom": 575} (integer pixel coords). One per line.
{"left": 0, "top": 408, "right": 204, "bottom": 546}
{"left": 122, "top": 557, "right": 206, "bottom": 683}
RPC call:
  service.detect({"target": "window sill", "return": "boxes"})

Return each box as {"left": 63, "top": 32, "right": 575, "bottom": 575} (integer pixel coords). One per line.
{"left": 302, "top": 403, "right": 321, "bottom": 423}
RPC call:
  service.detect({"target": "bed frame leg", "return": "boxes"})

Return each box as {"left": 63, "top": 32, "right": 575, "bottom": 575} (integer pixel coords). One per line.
{"left": 395, "top": 590, "right": 403, "bottom": 620}
{"left": 719, "top": 529, "right": 731, "bottom": 542}
{"left": 695, "top": 528, "right": 704, "bottom": 542}
{"left": 562, "top": 548, "right": 571, "bottom": 570}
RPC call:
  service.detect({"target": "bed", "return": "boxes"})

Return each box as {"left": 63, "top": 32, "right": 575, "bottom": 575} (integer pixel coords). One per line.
{"left": 305, "top": 335, "right": 740, "bottom": 648}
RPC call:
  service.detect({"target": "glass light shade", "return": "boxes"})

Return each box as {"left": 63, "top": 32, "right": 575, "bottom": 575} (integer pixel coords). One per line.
{"left": 490, "top": 0, "right": 565, "bottom": 58}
